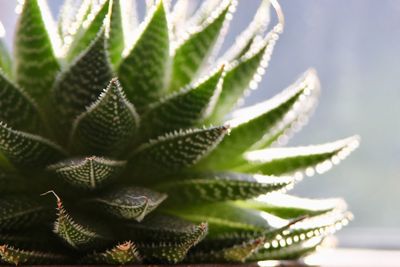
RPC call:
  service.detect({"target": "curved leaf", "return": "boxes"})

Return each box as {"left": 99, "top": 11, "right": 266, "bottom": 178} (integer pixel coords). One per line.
{"left": 155, "top": 172, "right": 294, "bottom": 204}
{"left": 14, "top": 0, "right": 60, "bottom": 103}
{"left": 53, "top": 30, "right": 113, "bottom": 128}
{"left": 139, "top": 67, "right": 225, "bottom": 140}
{"left": 47, "top": 156, "right": 126, "bottom": 190}
{"left": 118, "top": 0, "right": 169, "bottom": 112}
{"left": 0, "top": 123, "right": 66, "bottom": 169}
{"left": 240, "top": 136, "right": 360, "bottom": 176}
{"left": 88, "top": 187, "right": 167, "bottom": 222}
{"left": 82, "top": 241, "right": 141, "bottom": 264}
{"left": 70, "top": 79, "right": 139, "bottom": 156}
{"left": 0, "top": 245, "right": 66, "bottom": 265}
{"left": 130, "top": 126, "right": 229, "bottom": 176}
{"left": 169, "top": 0, "right": 232, "bottom": 91}
{"left": 0, "top": 72, "right": 43, "bottom": 133}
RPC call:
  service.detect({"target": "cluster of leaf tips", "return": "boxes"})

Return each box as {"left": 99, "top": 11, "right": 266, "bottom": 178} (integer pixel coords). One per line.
{"left": 0, "top": 0, "right": 359, "bottom": 265}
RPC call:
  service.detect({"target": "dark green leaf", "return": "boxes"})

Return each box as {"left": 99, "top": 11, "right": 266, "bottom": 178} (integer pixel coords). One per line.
{"left": 14, "top": 0, "right": 60, "bottom": 103}
{"left": 47, "top": 156, "right": 126, "bottom": 190}
{"left": 169, "top": 1, "right": 232, "bottom": 91}
{"left": 118, "top": 0, "right": 169, "bottom": 112}
{"left": 130, "top": 126, "right": 229, "bottom": 176}
{"left": 239, "top": 136, "right": 360, "bottom": 176}
{"left": 66, "top": 0, "right": 110, "bottom": 61}
{"left": 0, "top": 245, "right": 66, "bottom": 265}
{"left": 53, "top": 30, "right": 113, "bottom": 128}
{"left": 0, "top": 196, "right": 49, "bottom": 231}
{"left": 0, "top": 123, "right": 66, "bottom": 169}
{"left": 155, "top": 172, "right": 294, "bottom": 204}
{"left": 139, "top": 67, "right": 225, "bottom": 140}
{"left": 82, "top": 241, "right": 141, "bottom": 264}
{"left": 70, "top": 79, "right": 139, "bottom": 156}
{"left": 88, "top": 187, "right": 167, "bottom": 222}
{"left": 198, "top": 70, "right": 319, "bottom": 169}
{"left": 0, "top": 72, "right": 43, "bottom": 133}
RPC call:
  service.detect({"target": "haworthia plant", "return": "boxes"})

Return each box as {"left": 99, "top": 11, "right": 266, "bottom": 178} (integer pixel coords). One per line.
{"left": 0, "top": 0, "right": 359, "bottom": 264}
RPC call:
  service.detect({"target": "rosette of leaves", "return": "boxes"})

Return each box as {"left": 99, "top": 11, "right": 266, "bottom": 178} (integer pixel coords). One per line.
{"left": 0, "top": 0, "right": 359, "bottom": 265}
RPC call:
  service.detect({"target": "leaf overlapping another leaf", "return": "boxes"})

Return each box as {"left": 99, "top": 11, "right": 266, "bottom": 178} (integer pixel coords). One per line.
{"left": 82, "top": 241, "right": 141, "bottom": 264}
{"left": 0, "top": 245, "right": 67, "bottom": 265}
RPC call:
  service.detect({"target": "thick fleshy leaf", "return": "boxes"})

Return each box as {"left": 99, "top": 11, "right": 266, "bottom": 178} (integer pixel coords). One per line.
{"left": 130, "top": 126, "right": 229, "bottom": 176}
{"left": 70, "top": 79, "right": 139, "bottom": 156}
{"left": 47, "top": 192, "right": 106, "bottom": 250}
{"left": 210, "top": 32, "right": 279, "bottom": 123}
{"left": 240, "top": 136, "right": 360, "bottom": 176}
{"left": 0, "top": 72, "right": 43, "bottom": 133}
{"left": 0, "top": 196, "right": 49, "bottom": 230}
{"left": 107, "top": 0, "right": 124, "bottom": 68}
{"left": 14, "top": 0, "right": 60, "bottom": 103}
{"left": 118, "top": 0, "right": 169, "bottom": 112}
{"left": 236, "top": 194, "right": 345, "bottom": 220}
{"left": 53, "top": 30, "right": 113, "bottom": 128}
{"left": 198, "top": 70, "right": 320, "bottom": 169}
{"left": 155, "top": 172, "right": 294, "bottom": 204}
{"left": 66, "top": 0, "right": 110, "bottom": 61}
{"left": 82, "top": 241, "right": 141, "bottom": 264}
{"left": 139, "top": 67, "right": 225, "bottom": 140}
{"left": 0, "top": 229, "right": 64, "bottom": 251}
{"left": 0, "top": 245, "right": 66, "bottom": 265}
{"left": 0, "top": 123, "right": 66, "bottom": 169}
{"left": 169, "top": 0, "right": 232, "bottom": 91}
{"left": 0, "top": 171, "right": 26, "bottom": 193}
{"left": 0, "top": 23, "right": 11, "bottom": 77}
{"left": 88, "top": 187, "right": 167, "bottom": 222}
{"left": 187, "top": 237, "right": 264, "bottom": 263}
{"left": 47, "top": 156, "right": 126, "bottom": 190}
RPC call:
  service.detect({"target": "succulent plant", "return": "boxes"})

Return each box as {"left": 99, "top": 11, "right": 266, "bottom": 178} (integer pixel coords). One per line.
{"left": 0, "top": 0, "right": 360, "bottom": 265}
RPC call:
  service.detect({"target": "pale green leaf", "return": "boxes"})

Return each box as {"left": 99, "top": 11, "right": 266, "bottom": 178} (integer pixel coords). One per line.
{"left": 0, "top": 123, "right": 66, "bottom": 169}
{"left": 130, "top": 126, "right": 229, "bottom": 176}
{"left": 14, "top": 0, "right": 60, "bottom": 103}
{"left": 139, "top": 67, "right": 225, "bottom": 140}
{"left": 66, "top": 0, "right": 110, "bottom": 61}
{"left": 239, "top": 136, "right": 360, "bottom": 176}
{"left": 53, "top": 29, "right": 113, "bottom": 128}
{"left": 0, "top": 72, "right": 43, "bottom": 133}
{"left": 88, "top": 186, "right": 166, "bottom": 222}
{"left": 70, "top": 79, "right": 139, "bottom": 156}
{"left": 47, "top": 156, "right": 126, "bottom": 190}
{"left": 169, "top": 0, "right": 232, "bottom": 91}
{"left": 118, "top": 0, "right": 169, "bottom": 112}
{"left": 107, "top": 0, "right": 124, "bottom": 68}
{"left": 0, "top": 23, "right": 12, "bottom": 77}
{"left": 155, "top": 172, "right": 294, "bottom": 204}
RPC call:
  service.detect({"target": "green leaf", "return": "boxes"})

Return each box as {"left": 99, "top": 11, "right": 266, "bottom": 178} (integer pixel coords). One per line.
{"left": 169, "top": 0, "right": 232, "bottom": 91}
{"left": 139, "top": 67, "right": 225, "bottom": 140}
{"left": 130, "top": 126, "right": 229, "bottom": 176}
{"left": 53, "top": 29, "right": 113, "bottom": 128}
{"left": 47, "top": 192, "right": 106, "bottom": 250}
{"left": 107, "top": 0, "right": 125, "bottom": 68}
{"left": 0, "top": 123, "right": 66, "bottom": 169}
{"left": 88, "top": 187, "right": 167, "bottom": 222}
{"left": 0, "top": 229, "right": 64, "bottom": 251}
{"left": 187, "top": 237, "right": 264, "bottom": 263}
{"left": 14, "top": 0, "right": 60, "bottom": 103}
{"left": 66, "top": 0, "right": 110, "bottom": 61}
{"left": 236, "top": 194, "right": 345, "bottom": 220}
{"left": 121, "top": 214, "right": 208, "bottom": 263}
{"left": 70, "top": 79, "right": 139, "bottom": 156}
{"left": 240, "top": 136, "right": 360, "bottom": 176}
{"left": 47, "top": 156, "right": 126, "bottom": 190}
{"left": 0, "top": 245, "right": 66, "bottom": 265}
{"left": 155, "top": 172, "right": 294, "bottom": 204}
{"left": 118, "top": 0, "right": 169, "bottom": 112}
{"left": 0, "top": 72, "right": 43, "bottom": 134}
{"left": 210, "top": 33, "right": 279, "bottom": 123}
{"left": 0, "top": 196, "right": 49, "bottom": 231}
{"left": 0, "top": 23, "right": 12, "bottom": 77}
{"left": 82, "top": 241, "right": 142, "bottom": 264}
{"left": 198, "top": 70, "right": 320, "bottom": 169}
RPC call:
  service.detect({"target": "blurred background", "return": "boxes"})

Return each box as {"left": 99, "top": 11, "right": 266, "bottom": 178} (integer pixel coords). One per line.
{"left": 0, "top": 0, "right": 399, "bottom": 249}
